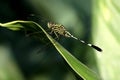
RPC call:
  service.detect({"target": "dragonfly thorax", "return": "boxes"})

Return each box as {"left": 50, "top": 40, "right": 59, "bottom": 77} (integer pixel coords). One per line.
{"left": 47, "top": 22, "right": 76, "bottom": 38}
{"left": 47, "top": 22, "right": 70, "bottom": 37}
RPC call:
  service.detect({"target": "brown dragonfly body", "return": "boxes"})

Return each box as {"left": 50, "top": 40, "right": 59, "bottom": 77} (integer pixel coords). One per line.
{"left": 47, "top": 22, "right": 102, "bottom": 52}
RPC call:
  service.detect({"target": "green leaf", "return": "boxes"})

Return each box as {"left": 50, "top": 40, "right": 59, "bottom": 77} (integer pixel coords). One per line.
{"left": 0, "top": 20, "right": 101, "bottom": 80}
{"left": 0, "top": 20, "right": 25, "bottom": 30}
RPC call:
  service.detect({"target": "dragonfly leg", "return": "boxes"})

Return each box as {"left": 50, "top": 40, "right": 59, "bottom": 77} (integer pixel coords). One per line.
{"left": 49, "top": 30, "right": 54, "bottom": 34}
{"left": 54, "top": 31, "right": 59, "bottom": 39}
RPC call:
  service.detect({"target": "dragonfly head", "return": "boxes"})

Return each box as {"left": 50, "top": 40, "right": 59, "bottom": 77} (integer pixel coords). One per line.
{"left": 47, "top": 22, "right": 53, "bottom": 29}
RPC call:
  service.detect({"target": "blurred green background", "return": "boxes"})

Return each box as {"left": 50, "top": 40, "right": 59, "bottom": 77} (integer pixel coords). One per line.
{"left": 0, "top": 0, "right": 120, "bottom": 80}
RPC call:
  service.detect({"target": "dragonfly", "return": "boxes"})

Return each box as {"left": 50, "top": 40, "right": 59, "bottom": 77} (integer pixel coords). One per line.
{"left": 47, "top": 22, "right": 102, "bottom": 52}
{"left": 28, "top": 14, "right": 102, "bottom": 52}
